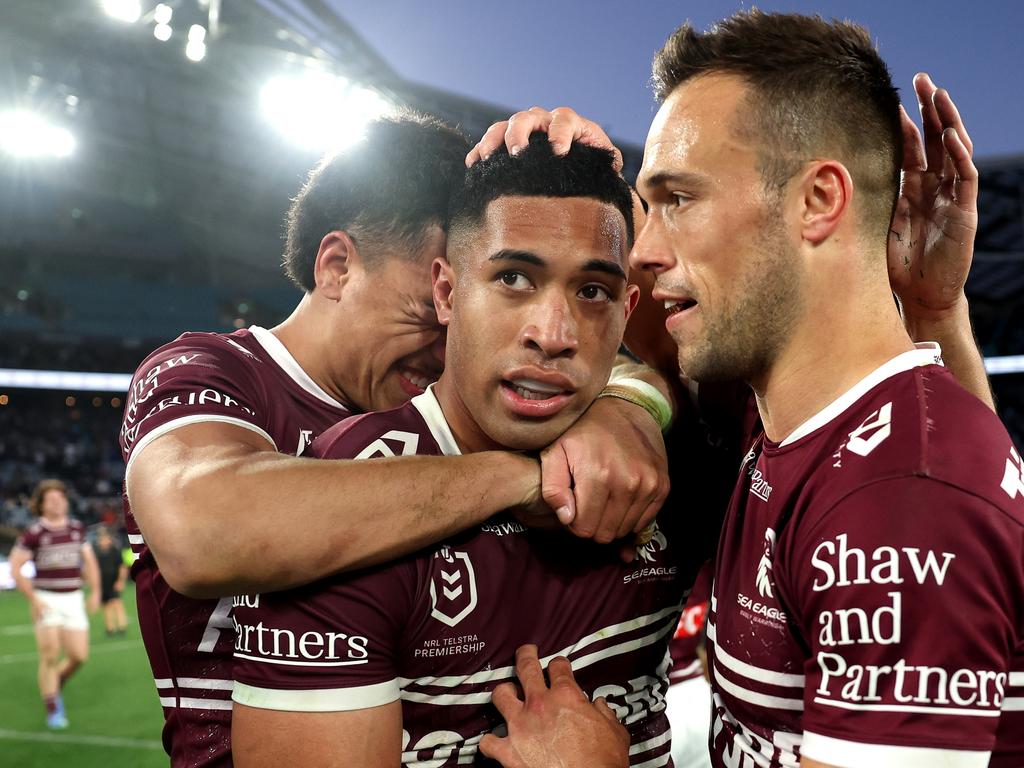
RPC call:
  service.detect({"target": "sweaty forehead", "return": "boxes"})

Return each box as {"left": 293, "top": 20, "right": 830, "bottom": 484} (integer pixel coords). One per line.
{"left": 639, "top": 73, "right": 755, "bottom": 192}
{"left": 471, "top": 195, "right": 628, "bottom": 265}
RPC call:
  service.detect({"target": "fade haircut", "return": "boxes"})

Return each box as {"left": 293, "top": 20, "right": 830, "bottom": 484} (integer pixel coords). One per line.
{"left": 283, "top": 111, "right": 471, "bottom": 292}
{"left": 651, "top": 10, "right": 903, "bottom": 241}
{"left": 447, "top": 131, "right": 635, "bottom": 257}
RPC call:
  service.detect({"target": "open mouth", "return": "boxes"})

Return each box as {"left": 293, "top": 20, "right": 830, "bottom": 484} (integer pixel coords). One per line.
{"left": 502, "top": 378, "right": 568, "bottom": 401}
{"left": 398, "top": 367, "right": 438, "bottom": 395}
{"left": 498, "top": 373, "right": 576, "bottom": 418}
{"left": 664, "top": 298, "right": 698, "bottom": 315}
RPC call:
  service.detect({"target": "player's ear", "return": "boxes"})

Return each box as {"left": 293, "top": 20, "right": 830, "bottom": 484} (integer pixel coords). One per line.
{"left": 793, "top": 160, "right": 852, "bottom": 245}
{"left": 432, "top": 256, "right": 455, "bottom": 326}
{"left": 313, "top": 230, "right": 360, "bottom": 301}
{"left": 623, "top": 283, "right": 641, "bottom": 323}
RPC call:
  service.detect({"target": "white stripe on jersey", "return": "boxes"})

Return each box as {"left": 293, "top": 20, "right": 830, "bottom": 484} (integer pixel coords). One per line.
{"left": 153, "top": 678, "right": 173, "bottom": 689}
{"left": 707, "top": 621, "right": 804, "bottom": 687}
{"left": 177, "top": 677, "right": 234, "bottom": 691}
{"left": 128, "top": 534, "right": 145, "bottom": 545}
{"left": 233, "top": 680, "right": 398, "bottom": 713}
{"left": 812, "top": 696, "right": 1001, "bottom": 717}
{"left": 632, "top": 754, "right": 671, "bottom": 768}
{"left": 158, "top": 696, "right": 175, "bottom": 707}
{"left": 1009, "top": 672, "right": 1024, "bottom": 687}
{"left": 398, "top": 612, "right": 677, "bottom": 707}
{"left": 714, "top": 661, "right": 804, "bottom": 711}
{"left": 178, "top": 698, "right": 233, "bottom": 711}
{"left": 1000, "top": 697, "right": 1024, "bottom": 711}
{"left": 668, "top": 659, "right": 702, "bottom": 680}
{"left": 399, "top": 604, "right": 682, "bottom": 689}
{"left": 629, "top": 730, "right": 672, "bottom": 756}
{"left": 34, "top": 578, "right": 83, "bottom": 589}
{"left": 802, "top": 730, "right": 989, "bottom": 768}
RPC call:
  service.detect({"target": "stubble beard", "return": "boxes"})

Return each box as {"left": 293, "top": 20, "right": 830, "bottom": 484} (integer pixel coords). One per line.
{"left": 678, "top": 222, "right": 803, "bottom": 384}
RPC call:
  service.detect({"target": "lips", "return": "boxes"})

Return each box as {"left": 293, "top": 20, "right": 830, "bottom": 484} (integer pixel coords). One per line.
{"left": 397, "top": 366, "right": 438, "bottom": 396}
{"left": 664, "top": 298, "right": 697, "bottom": 315}
{"left": 499, "top": 369, "right": 576, "bottom": 418}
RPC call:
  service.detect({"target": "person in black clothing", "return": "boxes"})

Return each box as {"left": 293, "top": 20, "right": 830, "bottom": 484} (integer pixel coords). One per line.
{"left": 94, "top": 527, "right": 128, "bottom": 635}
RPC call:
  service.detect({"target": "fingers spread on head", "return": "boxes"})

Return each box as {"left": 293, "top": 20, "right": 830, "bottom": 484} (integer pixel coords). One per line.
{"left": 933, "top": 88, "right": 974, "bottom": 156}
{"left": 899, "top": 104, "right": 926, "bottom": 172}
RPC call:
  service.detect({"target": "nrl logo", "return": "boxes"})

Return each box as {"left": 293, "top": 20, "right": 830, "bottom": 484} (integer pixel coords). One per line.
{"left": 429, "top": 546, "right": 478, "bottom": 627}
{"left": 635, "top": 521, "right": 668, "bottom": 563}
{"left": 756, "top": 528, "right": 776, "bottom": 599}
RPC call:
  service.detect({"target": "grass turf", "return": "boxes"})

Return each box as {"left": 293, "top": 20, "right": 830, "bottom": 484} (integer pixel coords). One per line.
{"left": 0, "top": 585, "right": 169, "bottom": 766}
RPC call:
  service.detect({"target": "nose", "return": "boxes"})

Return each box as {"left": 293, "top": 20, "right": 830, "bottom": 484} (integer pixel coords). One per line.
{"left": 521, "top": 290, "right": 578, "bottom": 359}
{"left": 629, "top": 216, "right": 676, "bottom": 275}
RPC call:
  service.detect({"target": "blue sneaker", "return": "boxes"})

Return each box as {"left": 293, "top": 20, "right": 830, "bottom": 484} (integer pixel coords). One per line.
{"left": 46, "top": 711, "right": 69, "bottom": 729}
{"left": 54, "top": 693, "right": 65, "bottom": 718}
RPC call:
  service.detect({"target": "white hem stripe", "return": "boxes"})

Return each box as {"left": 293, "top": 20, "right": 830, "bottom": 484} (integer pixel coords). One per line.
{"left": 714, "top": 662, "right": 804, "bottom": 711}
{"left": 802, "top": 730, "right": 989, "bottom": 768}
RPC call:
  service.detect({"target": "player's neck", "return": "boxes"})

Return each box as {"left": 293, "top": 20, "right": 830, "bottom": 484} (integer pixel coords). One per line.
{"left": 269, "top": 295, "right": 356, "bottom": 408}
{"left": 752, "top": 282, "right": 913, "bottom": 443}
{"left": 40, "top": 514, "right": 67, "bottom": 528}
{"left": 432, "top": 374, "right": 503, "bottom": 454}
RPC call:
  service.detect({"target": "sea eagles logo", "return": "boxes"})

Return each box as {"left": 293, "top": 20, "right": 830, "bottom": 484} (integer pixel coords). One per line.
{"left": 429, "top": 546, "right": 478, "bottom": 627}
{"left": 1002, "top": 446, "right": 1024, "bottom": 500}
{"left": 635, "top": 521, "right": 668, "bottom": 563}
{"left": 846, "top": 402, "right": 893, "bottom": 457}
{"left": 756, "top": 528, "right": 776, "bottom": 599}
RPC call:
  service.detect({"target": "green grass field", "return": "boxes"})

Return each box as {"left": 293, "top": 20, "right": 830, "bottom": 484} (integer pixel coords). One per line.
{"left": 0, "top": 585, "right": 169, "bottom": 767}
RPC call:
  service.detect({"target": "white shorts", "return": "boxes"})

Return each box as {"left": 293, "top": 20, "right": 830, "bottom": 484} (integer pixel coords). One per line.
{"left": 666, "top": 674, "right": 713, "bottom": 768}
{"left": 35, "top": 589, "right": 89, "bottom": 631}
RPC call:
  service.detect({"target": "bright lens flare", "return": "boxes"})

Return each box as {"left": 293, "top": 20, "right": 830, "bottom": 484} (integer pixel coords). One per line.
{"left": 101, "top": 0, "right": 141, "bottom": 23}
{"left": 0, "top": 111, "right": 76, "bottom": 158}
{"left": 260, "top": 73, "right": 395, "bottom": 152}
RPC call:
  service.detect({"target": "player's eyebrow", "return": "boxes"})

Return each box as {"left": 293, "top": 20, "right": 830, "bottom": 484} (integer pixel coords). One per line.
{"left": 641, "top": 170, "right": 707, "bottom": 193}
{"left": 580, "top": 259, "right": 626, "bottom": 281}
{"left": 488, "top": 249, "right": 545, "bottom": 267}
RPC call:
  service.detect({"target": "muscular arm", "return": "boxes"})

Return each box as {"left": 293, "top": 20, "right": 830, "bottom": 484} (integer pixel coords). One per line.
{"left": 81, "top": 543, "right": 101, "bottom": 611}
{"left": 233, "top": 701, "right": 401, "bottom": 768}
{"left": 126, "top": 421, "right": 540, "bottom": 597}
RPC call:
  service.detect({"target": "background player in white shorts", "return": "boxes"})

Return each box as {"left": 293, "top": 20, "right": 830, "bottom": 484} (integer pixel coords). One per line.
{"left": 9, "top": 478, "right": 101, "bottom": 729}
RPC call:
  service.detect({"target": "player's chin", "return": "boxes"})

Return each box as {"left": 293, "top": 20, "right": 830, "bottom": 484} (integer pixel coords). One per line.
{"left": 493, "top": 407, "right": 585, "bottom": 452}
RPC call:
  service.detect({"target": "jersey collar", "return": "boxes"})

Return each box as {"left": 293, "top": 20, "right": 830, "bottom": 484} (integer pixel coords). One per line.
{"left": 248, "top": 325, "right": 348, "bottom": 411}
{"left": 410, "top": 385, "right": 462, "bottom": 456}
{"left": 779, "top": 342, "right": 943, "bottom": 447}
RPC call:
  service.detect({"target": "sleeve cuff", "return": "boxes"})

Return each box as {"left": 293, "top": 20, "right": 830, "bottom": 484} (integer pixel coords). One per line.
{"left": 232, "top": 679, "right": 399, "bottom": 712}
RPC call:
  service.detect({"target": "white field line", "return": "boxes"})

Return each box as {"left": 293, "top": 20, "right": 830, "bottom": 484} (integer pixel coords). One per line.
{"left": 0, "top": 728, "right": 164, "bottom": 750}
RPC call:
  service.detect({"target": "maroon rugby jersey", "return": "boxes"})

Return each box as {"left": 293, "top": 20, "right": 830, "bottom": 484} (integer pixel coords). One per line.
{"left": 119, "top": 325, "right": 351, "bottom": 768}
{"left": 14, "top": 518, "right": 87, "bottom": 592}
{"left": 669, "top": 561, "right": 711, "bottom": 687}
{"left": 707, "top": 346, "right": 1024, "bottom": 768}
{"left": 232, "top": 387, "right": 701, "bottom": 767}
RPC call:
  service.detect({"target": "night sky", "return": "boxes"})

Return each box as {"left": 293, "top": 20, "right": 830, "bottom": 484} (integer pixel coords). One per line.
{"left": 331, "top": 0, "right": 1023, "bottom": 158}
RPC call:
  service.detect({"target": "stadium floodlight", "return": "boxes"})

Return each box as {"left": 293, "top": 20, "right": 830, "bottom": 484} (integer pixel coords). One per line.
{"left": 154, "top": 22, "right": 172, "bottom": 41}
{"left": 185, "top": 39, "right": 207, "bottom": 62}
{"left": 101, "top": 0, "right": 141, "bottom": 23}
{"left": 188, "top": 24, "right": 207, "bottom": 43}
{"left": 154, "top": 3, "right": 172, "bottom": 25}
{"left": 0, "top": 110, "right": 76, "bottom": 158}
{"left": 260, "top": 72, "right": 395, "bottom": 152}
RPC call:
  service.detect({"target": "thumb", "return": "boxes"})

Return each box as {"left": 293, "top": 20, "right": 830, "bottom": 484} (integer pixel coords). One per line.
{"left": 541, "top": 444, "right": 576, "bottom": 525}
{"left": 594, "top": 696, "right": 621, "bottom": 726}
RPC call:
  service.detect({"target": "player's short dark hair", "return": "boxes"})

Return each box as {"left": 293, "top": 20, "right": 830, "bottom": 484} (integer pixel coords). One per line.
{"left": 29, "top": 479, "right": 67, "bottom": 517}
{"left": 447, "top": 131, "right": 634, "bottom": 251}
{"left": 283, "top": 111, "right": 471, "bottom": 292}
{"left": 651, "top": 10, "right": 902, "bottom": 240}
